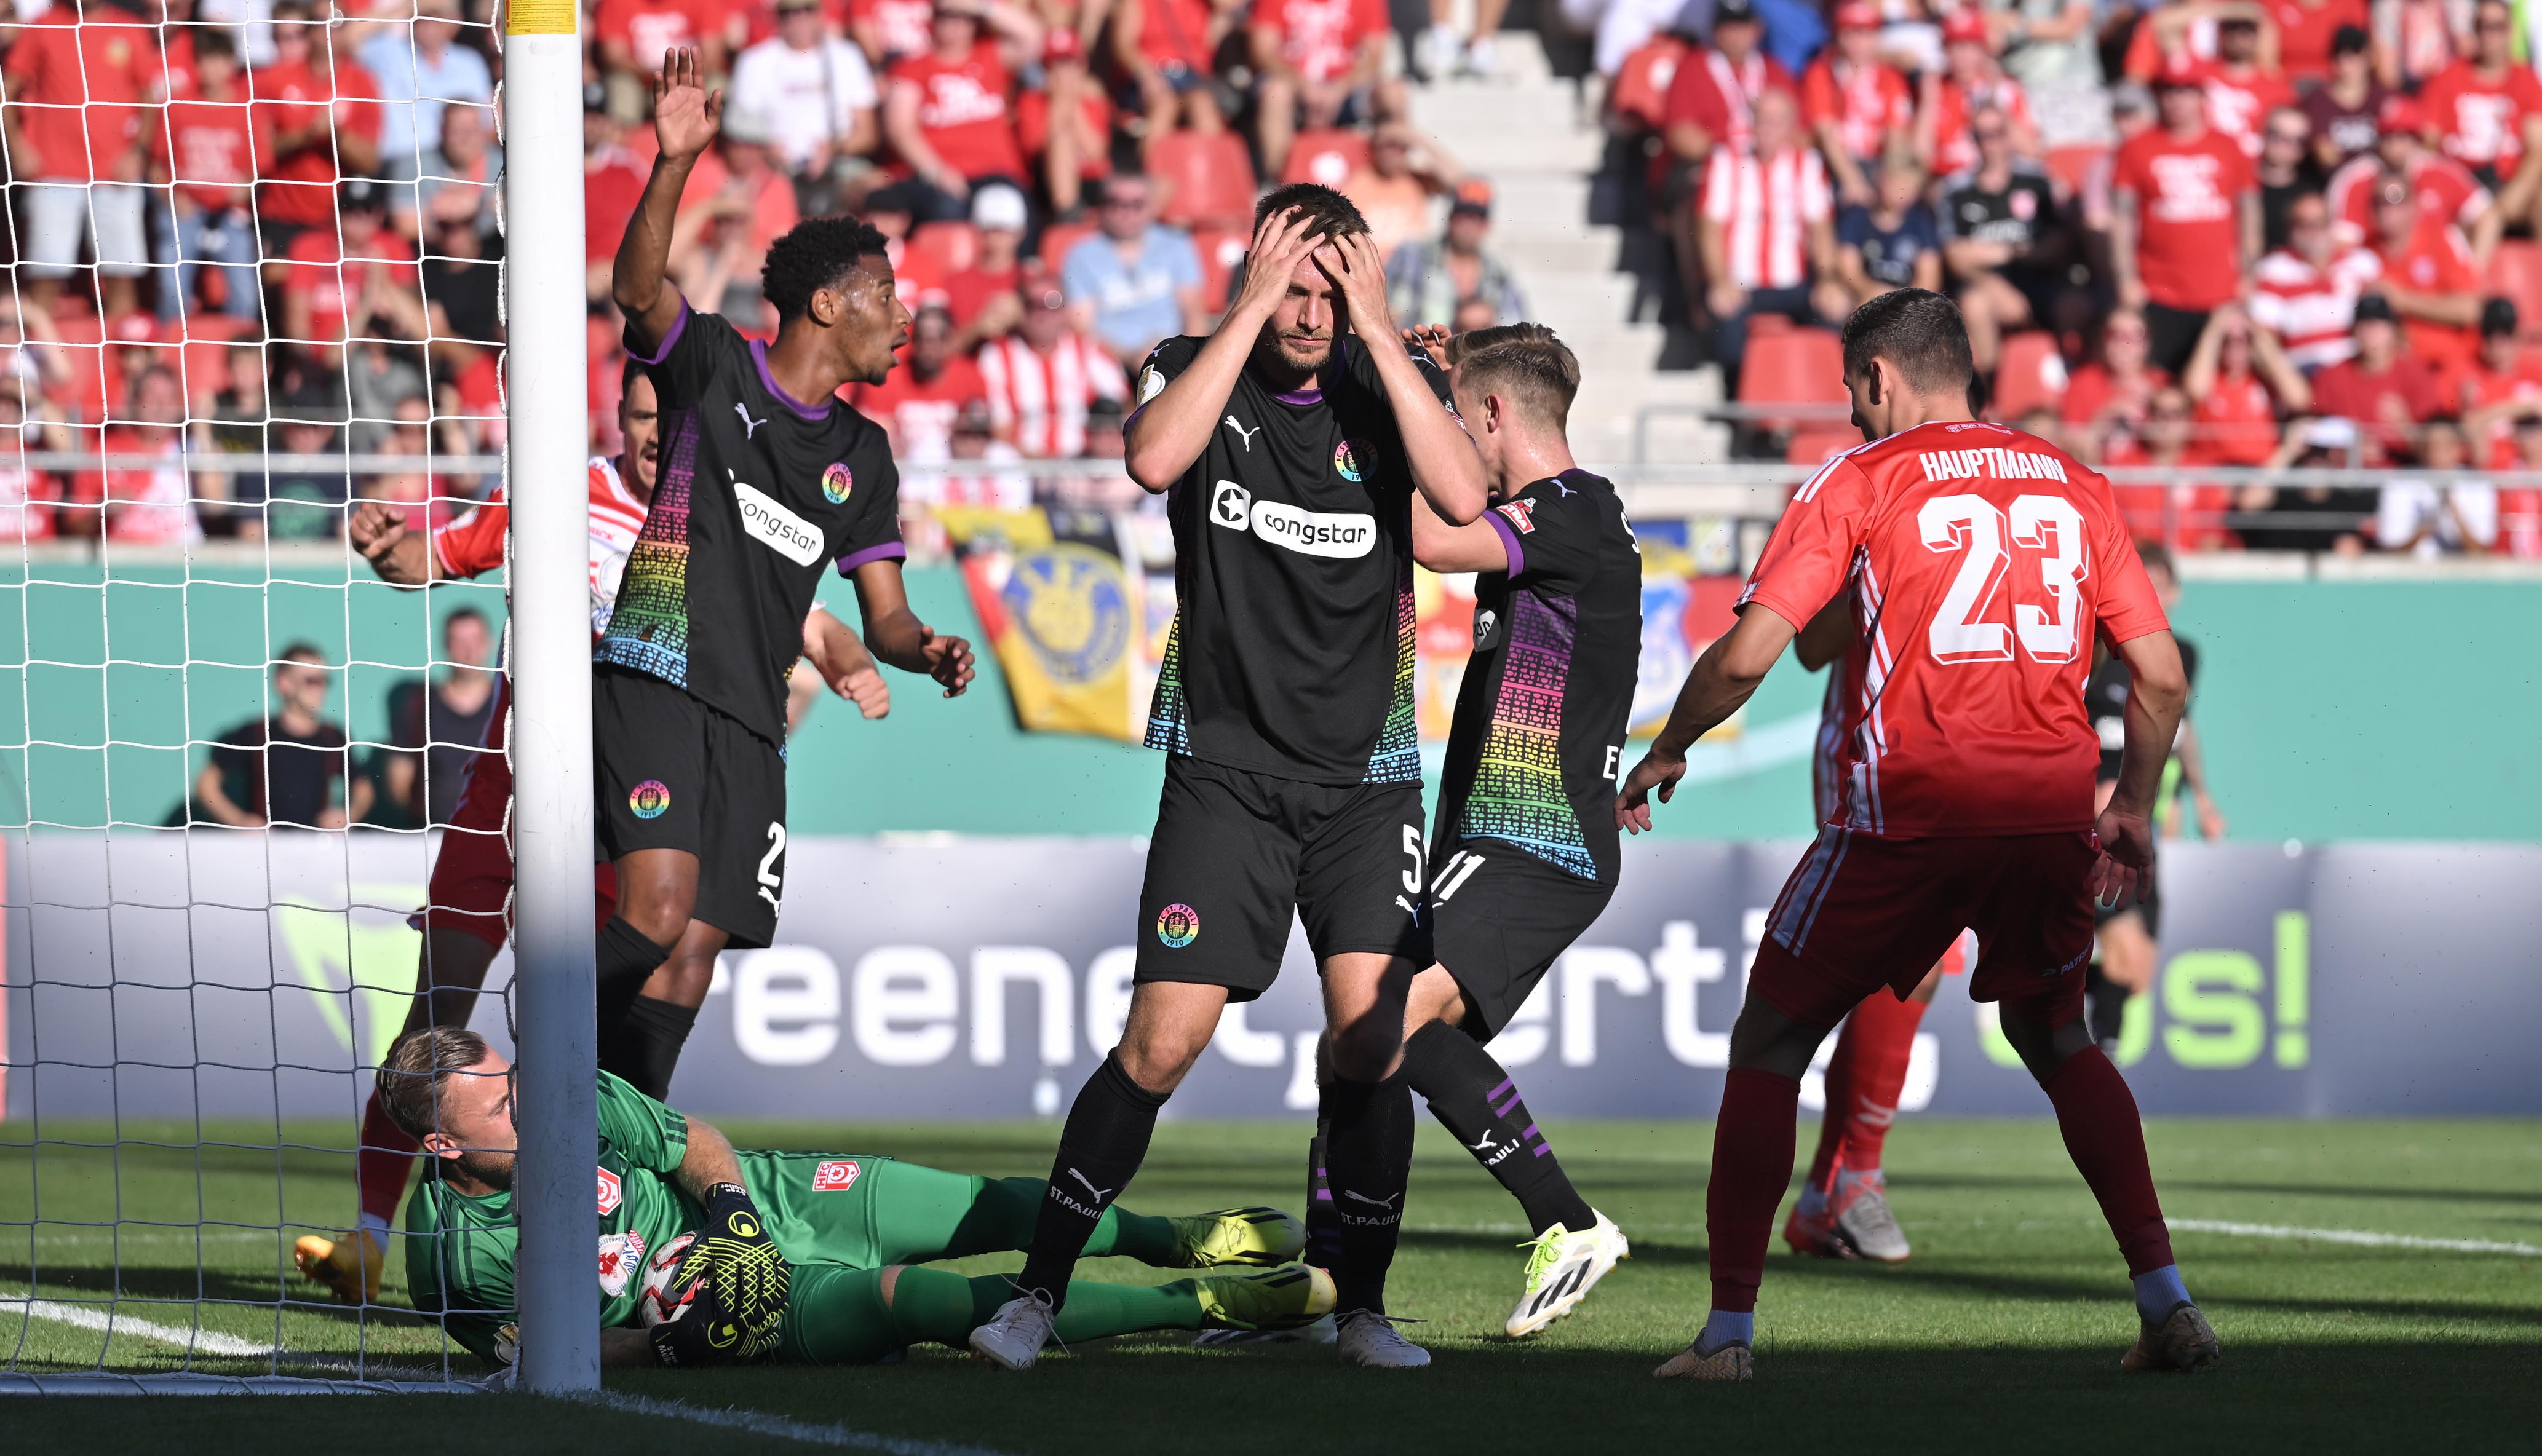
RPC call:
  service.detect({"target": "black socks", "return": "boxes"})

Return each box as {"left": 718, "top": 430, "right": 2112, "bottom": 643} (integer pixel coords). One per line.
{"left": 1017, "top": 1050, "right": 1168, "bottom": 1308}
{"left": 594, "top": 916, "right": 681, "bottom": 1098}
{"left": 1401, "top": 1021, "right": 1595, "bottom": 1236}
{"left": 600, "top": 995, "right": 697, "bottom": 1101}
{"left": 2085, "top": 963, "right": 2129, "bottom": 1053}
{"left": 595, "top": 914, "right": 673, "bottom": 1028}
{"left": 1320, "top": 1067, "right": 1414, "bottom": 1315}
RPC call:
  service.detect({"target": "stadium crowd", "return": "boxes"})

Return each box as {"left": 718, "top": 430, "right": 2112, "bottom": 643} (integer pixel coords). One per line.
{"left": 0, "top": 0, "right": 2533, "bottom": 553}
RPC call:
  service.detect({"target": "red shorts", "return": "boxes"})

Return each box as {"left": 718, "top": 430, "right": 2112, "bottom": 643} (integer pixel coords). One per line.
{"left": 416, "top": 678, "right": 621, "bottom": 948}
{"left": 1753, "top": 828, "right": 2097, "bottom": 1028}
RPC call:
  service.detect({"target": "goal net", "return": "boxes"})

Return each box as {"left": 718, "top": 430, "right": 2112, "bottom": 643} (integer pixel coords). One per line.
{"left": 0, "top": 0, "right": 531, "bottom": 1390}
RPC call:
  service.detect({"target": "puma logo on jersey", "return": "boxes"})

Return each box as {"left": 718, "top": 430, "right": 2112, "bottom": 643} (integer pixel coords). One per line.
{"left": 1068, "top": 1168, "right": 1114, "bottom": 1201}
{"left": 1222, "top": 415, "right": 1260, "bottom": 451}
{"left": 1342, "top": 1189, "right": 1402, "bottom": 1211}
{"left": 736, "top": 402, "right": 768, "bottom": 438}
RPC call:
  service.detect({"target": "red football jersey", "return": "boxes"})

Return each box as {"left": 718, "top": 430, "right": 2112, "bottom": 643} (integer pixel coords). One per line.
{"left": 430, "top": 457, "right": 653, "bottom": 641}
{"left": 1739, "top": 421, "right": 2171, "bottom": 839}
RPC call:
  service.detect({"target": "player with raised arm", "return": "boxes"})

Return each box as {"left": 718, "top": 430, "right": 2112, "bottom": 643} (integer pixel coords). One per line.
{"left": 597, "top": 48, "right": 974, "bottom": 1106}
{"left": 1777, "top": 588, "right": 1963, "bottom": 1265}
{"left": 381, "top": 1027, "right": 1327, "bottom": 1370}
{"left": 292, "top": 359, "right": 893, "bottom": 1307}
{"left": 967, "top": 182, "right": 1487, "bottom": 1372}
{"left": 1389, "top": 324, "right": 1638, "bottom": 1335}
{"left": 1620, "top": 289, "right": 2218, "bottom": 1382}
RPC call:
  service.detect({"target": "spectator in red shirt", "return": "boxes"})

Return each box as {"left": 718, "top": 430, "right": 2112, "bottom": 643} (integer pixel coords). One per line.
{"left": 2063, "top": 307, "right": 2172, "bottom": 463}
{"left": 2418, "top": 0, "right": 2542, "bottom": 237}
{"left": 2363, "top": 172, "right": 2481, "bottom": 371}
{"left": 946, "top": 183, "right": 1029, "bottom": 351}
{"left": 2, "top": 0, "right": 159, "bottom": 316}
{"left": 1919, "top": 8, "right": 2038, "bottom": 176}
{"left": 152, "top": 26, "right": 266, "bottom": 323}
{"left": 2454, "top": 298, "right": 2542, "bottom": 464}
{"left": 2310, "top": 291, "right": 2441, "bottom": 464}
{"left": 1802, "top": 3, "right": 1913, "bottom": 207}
{"left": 1021, "top": 28, "right": 1112, "bottom": 215}
{"left": 2249, "top": 188, "right": 2383, "bottom": 370}
{"left": 2182, "top": 300, "right": 2311, "bottom": 463}
{"left": 1250, "top": 0, "right": 1397, "bottom": 181}
{"left": 2112, "top": 74, "right": 2260, "bottom": 375}
{"left": 1111, "top": 0, "right": 1236, "bottom": 160}
{"left": 253, "top": 0, "right": 384, "bottom": 255}
{"left": 2303, "top": 23, "right": 2388, "bottom": 170}
{"left": 2169, "top": 12, "right": 2296, "bottom": 157}
{"left": 1696, "top": 88, "right": 1835, "bottom": 393}
{"left": 851, "top": 0, "right": 939, "bottom": 66}
{"left": 883, "top": 0, "right": 1043, "bottom": 223}
{"left": 978, "top": 274, "right": 1127, "bottom": 458}
{"left": 2266, "top": 0, "right": 2371, "bottom": 83}
{"left": 597, "top": 0, "right": 735, "bottom": 122}
{"left": 279, "top": 179, "right": 423, "bottom": 365}
{"left": 2327, "top": 95, "right": 2501, "bottom": 258}
{"left": 1661, "top": 1, "right": 1792, "bottom": 332}
{"left": 849, "top": 303, "right": 988, "bottom": 461}
{"left": 585, "top": 112, "right": 650, "bottom": 298}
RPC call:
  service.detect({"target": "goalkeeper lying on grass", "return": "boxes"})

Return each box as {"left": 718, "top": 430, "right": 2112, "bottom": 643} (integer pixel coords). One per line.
{"left": 322, "top": 1027, "right": 1331, "bottom": 1367}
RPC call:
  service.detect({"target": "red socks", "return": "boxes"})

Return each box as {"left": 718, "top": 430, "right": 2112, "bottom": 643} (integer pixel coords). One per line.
{"left": 1805, "top": 991, "right": 1929, "bottom": 1191}
{"left": 356, "top": 1090, "right": 423, "bottom": 1230}
{"left": 1707, "top": 1067, "right": 1803, "bottom": 1314}
{"left": 2043, "top": 1046, "right": 2175, "bottom": 1276}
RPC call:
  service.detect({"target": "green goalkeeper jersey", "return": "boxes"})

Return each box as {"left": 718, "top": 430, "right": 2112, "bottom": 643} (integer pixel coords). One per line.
{"left": 405, "top": 1070, "right": 701, "bottom": 1362}
{"left": 405, "top": 1070, "right": 916, "bottom": 1363}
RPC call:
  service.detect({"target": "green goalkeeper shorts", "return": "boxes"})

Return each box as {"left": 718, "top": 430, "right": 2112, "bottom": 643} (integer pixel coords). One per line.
{"left": 736, "top": 1150, "right": 1036, "bottom": 1271}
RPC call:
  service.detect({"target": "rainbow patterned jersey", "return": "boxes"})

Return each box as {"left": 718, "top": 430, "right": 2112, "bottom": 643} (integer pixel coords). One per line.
{"left": 1137, "top": 333, "right": 1449, "bottom": 786}
{"left": 1433, "top": 470, "right": 1643, "bottom": 884}
{"left": 600, "top": 303, "right": 904, "bottom": 743}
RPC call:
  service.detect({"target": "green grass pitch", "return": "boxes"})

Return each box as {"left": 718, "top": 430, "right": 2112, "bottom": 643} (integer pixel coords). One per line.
{"left": 5, "top": 1117, "right": 2539, "bottom": 1453}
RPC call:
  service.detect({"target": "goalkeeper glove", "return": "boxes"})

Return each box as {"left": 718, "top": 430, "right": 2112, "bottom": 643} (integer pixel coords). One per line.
{"left": 648, "top": 1183, "right": 793, "bottom": 1367}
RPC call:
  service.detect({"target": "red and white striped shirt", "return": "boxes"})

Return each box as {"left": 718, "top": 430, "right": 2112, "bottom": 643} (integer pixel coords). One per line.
{"left": 430, "top": 456, "right": 652, "bottom": 641}
{"left": 2247, "top": 245, "right": 2383, "bottom": 370}
{"left": 977, "top": 332, "right": 1127, "bottom": 459}
{"left": 1702, "top": 144, "right": 1832, "bottom": 290}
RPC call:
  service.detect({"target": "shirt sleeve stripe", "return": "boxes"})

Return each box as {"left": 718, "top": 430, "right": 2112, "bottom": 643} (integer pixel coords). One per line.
{"left": 835, "top": 540, "right": 908, "bottom": 576}
{"left": 624, "top": 296, "right": 691, "bottom": 366}
{"left": 1484, "top": 506, "right": 1527, "bottom": 579}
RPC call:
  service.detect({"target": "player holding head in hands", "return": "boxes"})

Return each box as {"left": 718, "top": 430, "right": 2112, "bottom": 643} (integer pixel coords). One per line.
{"left": 1394, "top": 325, "right": 1638, "bottom": 1335}
{"left": 600, "top": 47, "right": 975, "bottom": 1099}
{"left": 969, "top": 183, "right": 1486, "bottom": 1372}
{"left": 1619, "top": 289, "right": 2215, "bottom": 1382}
{"left": 383, "top": 1028, "right": 1331, "bottom": 1371}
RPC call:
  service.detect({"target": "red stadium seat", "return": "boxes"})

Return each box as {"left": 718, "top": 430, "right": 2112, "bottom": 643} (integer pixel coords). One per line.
{"left": 1039, "top": 220, "right": 1098, "bottom": 271}
{"left": 1786, "top": 426, "right": 1857, "bottom": 464}
{"left": 1150, "top": 130, "right": 1258, "bottom": 230}
{"left": 2044, "top": 145, "right": 2107, "bottom": 198}
{"left": 911, "top": 220, "right": 979, "bottom": 276}
{"left": 1193, "top": 225, "right": 1249, "bottom": 312}
{"left": 2485, "top": 240, "right": 2542, "bottom": 337}
{"left": 180, "top": 338, "right": 239, "bottom": 401}
{"left": 1990, "top": 331, "right": 2068, "bottom": 420}
{"left": 1282, "top": 129, "right": 1369, "bottom": 189}
{"left": 1736, "top": 326, "right": 1845, "bottom": 405}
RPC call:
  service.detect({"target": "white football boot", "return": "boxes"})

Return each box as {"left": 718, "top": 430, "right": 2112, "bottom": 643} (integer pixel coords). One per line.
{"left": 1335, "top": 1310, "right": 1431, "bottom": 1368}
{"left": 967, "top": 1289, "right": 1058, "bottom": 1371}
{"left": 1506, "top": 1210, "right": 1630, "bottom": 1336}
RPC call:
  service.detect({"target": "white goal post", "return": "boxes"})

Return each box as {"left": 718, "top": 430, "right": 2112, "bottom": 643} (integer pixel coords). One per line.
{"left": 498, "top": 0, "right": 600, "bottom": 1399}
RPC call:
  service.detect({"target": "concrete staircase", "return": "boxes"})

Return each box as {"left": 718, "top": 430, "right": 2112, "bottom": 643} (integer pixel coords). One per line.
{"left": 1407, "top": 32, "right": 1722, "bottom": 466}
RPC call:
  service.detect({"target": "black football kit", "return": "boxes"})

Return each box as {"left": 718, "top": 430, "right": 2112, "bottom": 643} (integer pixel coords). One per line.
{"left": 598, "top": 302, "right": 905, "bottom": 946}
{"left": 1426, "top": 469, "right": 1644, "bottom": 1035}
{"left": 1131, "top": 332, "right": 1456, "bottom": 1001}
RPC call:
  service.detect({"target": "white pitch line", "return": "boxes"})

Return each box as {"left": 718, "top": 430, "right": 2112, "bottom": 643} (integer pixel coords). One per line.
{"left": 1, "top": 1293, "right": 279, "bottom": 1358}
{"left": 2172, "top": 1219, "right": 2542, "bottom": 1257}
{"left": 573, "top": 1388, "right": 1019, "bottom": 1456}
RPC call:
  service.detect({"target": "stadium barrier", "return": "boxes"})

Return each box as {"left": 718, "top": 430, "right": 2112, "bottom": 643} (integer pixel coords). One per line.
{"left": 9, "top": 834, "right": 2535, "bottom": 1125}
